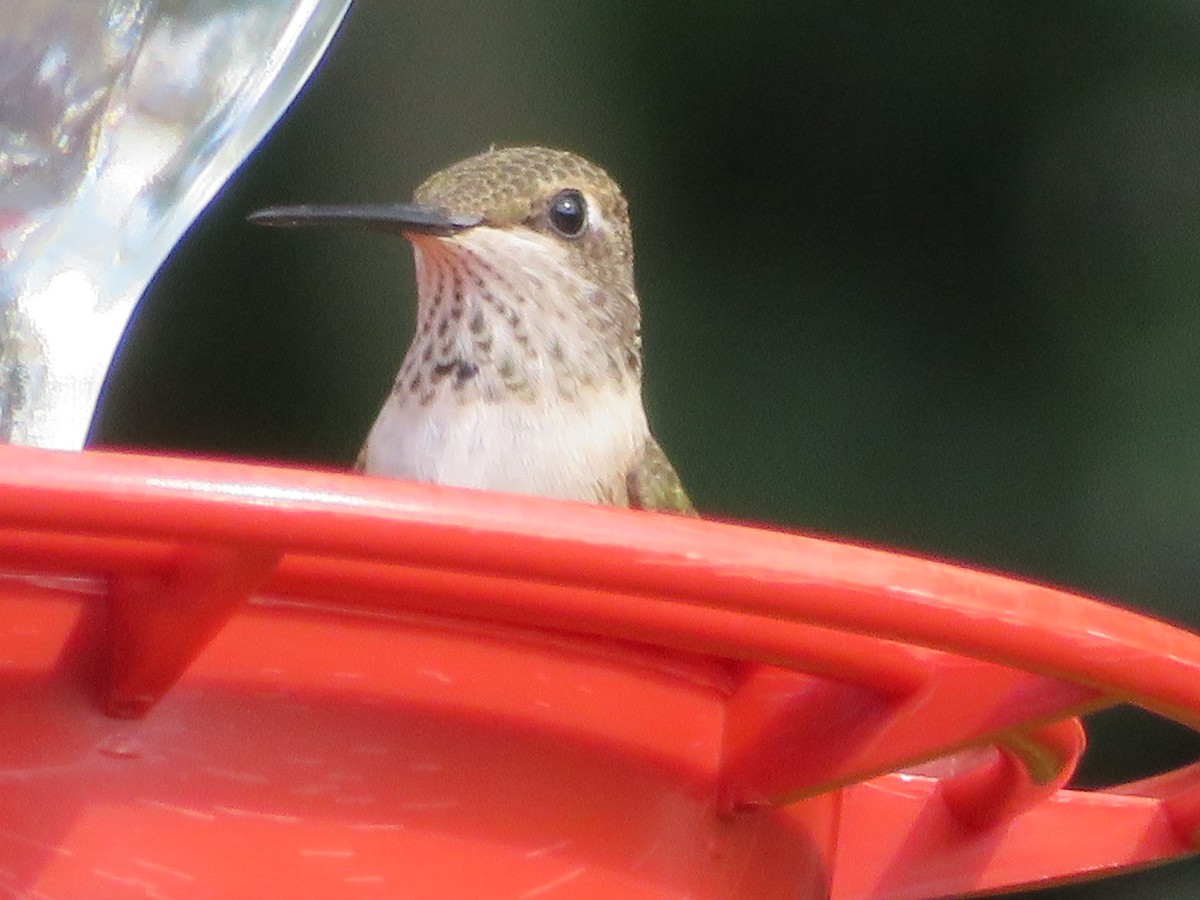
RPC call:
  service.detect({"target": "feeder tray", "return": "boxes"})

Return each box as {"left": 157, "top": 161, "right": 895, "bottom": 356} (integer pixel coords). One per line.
{"left": 0, "top": 444, "right": 1197, "bottom": 898}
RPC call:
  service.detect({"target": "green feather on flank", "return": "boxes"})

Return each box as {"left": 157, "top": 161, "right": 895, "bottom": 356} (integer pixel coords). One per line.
{"left": 626, "top": 437, "right": 696, "bottom": 516}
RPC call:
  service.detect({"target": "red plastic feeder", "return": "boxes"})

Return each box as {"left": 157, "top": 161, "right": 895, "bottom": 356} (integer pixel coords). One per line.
{"left": 0, "top": 443, "right": 1198, "bottom": 898}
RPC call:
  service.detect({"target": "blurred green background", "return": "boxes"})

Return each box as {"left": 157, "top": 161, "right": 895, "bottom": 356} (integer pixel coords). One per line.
{"left": 93, "top": 3, "right": 1200, "bottom": 895}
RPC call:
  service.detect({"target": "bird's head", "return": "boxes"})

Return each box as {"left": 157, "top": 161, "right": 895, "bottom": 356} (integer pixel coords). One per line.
{"left": 251, "top": 146, "right": 643, "bottom": 399}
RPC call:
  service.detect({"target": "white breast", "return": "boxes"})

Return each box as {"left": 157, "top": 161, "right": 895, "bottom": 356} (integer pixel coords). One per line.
{"left": 361, "top": 386, "right": 649, "bottom": 503}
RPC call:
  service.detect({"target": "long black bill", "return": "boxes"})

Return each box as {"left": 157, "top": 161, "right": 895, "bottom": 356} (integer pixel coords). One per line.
{"left": 247, "top": 203, "right": 482, "bottom": 236}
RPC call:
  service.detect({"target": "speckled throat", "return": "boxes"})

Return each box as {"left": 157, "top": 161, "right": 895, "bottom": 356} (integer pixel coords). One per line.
{"left": 394, "top": 226, "right": 641, "bottom": 410}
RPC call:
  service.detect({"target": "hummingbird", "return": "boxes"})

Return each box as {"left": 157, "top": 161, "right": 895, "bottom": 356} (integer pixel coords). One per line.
{"left": 249, "top": 146, "right": 693, "bottom": 514}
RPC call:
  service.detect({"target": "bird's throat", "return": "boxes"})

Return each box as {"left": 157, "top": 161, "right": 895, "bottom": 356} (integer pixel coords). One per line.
{"left": 392, "top": 228, "right": 639, "bottom": 411}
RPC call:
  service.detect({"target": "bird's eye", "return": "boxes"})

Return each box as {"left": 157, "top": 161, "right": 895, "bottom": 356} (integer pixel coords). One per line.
{"left": 548, "top": 189, "right": 588, "bottom": 238}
